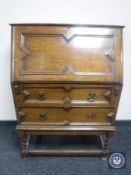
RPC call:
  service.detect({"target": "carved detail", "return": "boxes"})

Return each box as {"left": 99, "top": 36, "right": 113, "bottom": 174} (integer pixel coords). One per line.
{"left": 63, "top": 120, "right": 70, "bottom": 126}
{"left": 103, "top": 134, "right": 112, "bottom": 155}
{"left": 14, "top": 85, "right": 20, "bottom": 95}
{"left": 20, "top": 33, "right": 114, "bottom": 76}
{"left": 63, "top": 107, "right": 72, "bottom": 112}
{"left": 23, "top": 90, "right": 31, "bottom": 101}
{"left": 105, "top": 48, "right": 114, "bottom": 61}
{"left": 21, "top": 137, "right": 27, "bottom": 151}
{"left": 23, "top": 90, "right": 30, "bottom": 96}
{"left": 63, "top": 86, "right": 73, "bottom": 92}
{"left": 114, "top": 87, "right": 121, "bottom": 96}
{"left": 107, "top": 111, "right": 114, "bottom": 123}
{"left": 18, "top": 111, "right": 26, "bottom": 122}
{"left": 20, "top": 134, "right": 30, "bottom": 158}
{"left": 103, "top": 90, "right": 112, "bottom": 101}
{"left": 87, "top": 113, "right": 95, "bottom": 118}
{"left": 63, "top": 97, "right": 72, "bottom": 111}
{"left": 20, "top": 34, "right": 31, "bottom": 75}
{"left": 63, "top": 97, "right": 72, "bottom": 103}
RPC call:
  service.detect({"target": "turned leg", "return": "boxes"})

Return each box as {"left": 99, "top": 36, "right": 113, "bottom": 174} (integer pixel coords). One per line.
{"left": 102, "top": 132, "right": 113, "bottom": 159}
{"left": 18, "top": 131, "right": 29, "bottom": 158}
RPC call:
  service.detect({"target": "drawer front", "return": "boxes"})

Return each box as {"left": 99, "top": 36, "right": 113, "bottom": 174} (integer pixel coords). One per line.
{"left": 18, "top": 107, "right": 115, "bottom": 125}
{"left": 14, "top": 85, "right": 121, "bottom": 107}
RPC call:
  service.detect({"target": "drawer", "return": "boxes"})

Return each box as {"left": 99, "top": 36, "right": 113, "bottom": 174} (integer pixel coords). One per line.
{"left": 14, "top": 84, "right": 121, "bottom": 107}
{"left": 18, "top": 107, "right": 115, "bottom": 125}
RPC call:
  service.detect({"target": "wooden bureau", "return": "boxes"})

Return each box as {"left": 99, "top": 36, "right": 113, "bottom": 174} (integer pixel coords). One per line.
{"left": 11, "top": 24, "right": 124, "bottom": 157}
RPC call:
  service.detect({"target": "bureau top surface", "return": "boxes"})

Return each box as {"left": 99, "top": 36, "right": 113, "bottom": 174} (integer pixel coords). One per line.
{"left": 10, "top": 23, "right": 124, "bottom": 28}
{"left": 11, "top": 24, "right": 123, "bottom": 83}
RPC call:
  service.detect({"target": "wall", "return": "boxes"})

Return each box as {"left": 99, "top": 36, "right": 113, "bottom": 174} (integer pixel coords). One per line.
{"left": 0, "top": 0, "right": 130, "bottom": 120}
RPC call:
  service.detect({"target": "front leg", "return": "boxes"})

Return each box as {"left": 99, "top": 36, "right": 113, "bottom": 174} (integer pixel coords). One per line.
{"left": 18, "top": 131, "right": 29, "bottom": 158}
{"left": 102, "top": 132, "right": 113, "bottom": 159}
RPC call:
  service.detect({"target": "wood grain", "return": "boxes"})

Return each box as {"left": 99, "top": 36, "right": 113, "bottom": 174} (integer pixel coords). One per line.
{"left": 11, "top": 25, "right": 123, "bottom": 83}
{"left": 11, "top": 24, "right": 123, "bottom": 157}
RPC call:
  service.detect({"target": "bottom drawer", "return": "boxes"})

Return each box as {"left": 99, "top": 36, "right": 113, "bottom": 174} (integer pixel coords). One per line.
{"left": 18, "top": 107, "right": 115, "bottom": 125}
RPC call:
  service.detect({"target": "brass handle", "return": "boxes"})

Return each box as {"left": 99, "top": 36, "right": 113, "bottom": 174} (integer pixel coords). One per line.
{"left": 88, "top": 92, "right": 96, "bottom": 102}
{"left": 39, "top": 113, "right": 47, "bottom": 120}
{"left": 38, "top": 92, "right": 46, "bottom": 100}
{"left": 87, "top": 113, "right": 95, "bottom": 118}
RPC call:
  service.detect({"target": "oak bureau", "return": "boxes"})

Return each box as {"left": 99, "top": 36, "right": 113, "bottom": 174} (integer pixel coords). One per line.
{"left": 11, "top": 24, "right": 124, "bottom": 157}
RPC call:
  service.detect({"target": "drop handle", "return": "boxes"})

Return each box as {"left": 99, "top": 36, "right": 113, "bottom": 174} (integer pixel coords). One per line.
{"left": 39, "top": 113, "right": 47, "bottom": 120}
{"left": 87, "top": 113, "right": 95, "bottom": 118}
{"left": 38, "top": 92, "right": 46, "bottom": 100}
{"left": 88, "top": 92, "right": 96, "bottom": 102}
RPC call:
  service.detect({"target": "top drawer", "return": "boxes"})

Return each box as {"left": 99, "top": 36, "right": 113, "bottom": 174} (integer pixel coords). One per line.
{"left": 13, "top": 84, "right": 121, "bottom": 107}
{"left": 11, "top": 25, "right": 123, "bottom": 83}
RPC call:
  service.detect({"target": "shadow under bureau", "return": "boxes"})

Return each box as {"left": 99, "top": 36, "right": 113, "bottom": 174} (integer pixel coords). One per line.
{"left": 11, "top": 24, "right": 124, "bottom": 157}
